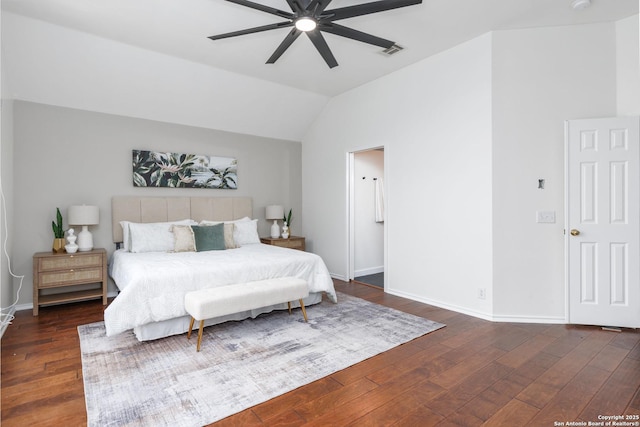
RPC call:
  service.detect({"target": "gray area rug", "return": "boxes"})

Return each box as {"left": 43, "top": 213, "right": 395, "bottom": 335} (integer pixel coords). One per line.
{"left": 79, "top": 292, "right": 445, "bottom": 426}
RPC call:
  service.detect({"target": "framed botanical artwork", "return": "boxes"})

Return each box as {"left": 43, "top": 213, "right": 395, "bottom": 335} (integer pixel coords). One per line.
{"left": 132, "top": 150, "right": 237, "bottom": 189}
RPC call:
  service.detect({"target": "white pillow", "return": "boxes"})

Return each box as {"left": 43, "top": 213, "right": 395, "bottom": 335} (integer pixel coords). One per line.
{"left": 122, "top": 219, "right": 196, "bottom": 252}
{"left": 233, "top": 219, "right": 260, "bottom": 246}
{"left": 119, "top": 221, "right": 135, "bottom": 251}
{"left": 199, "top": 217, "right": 251, "bottom": 226}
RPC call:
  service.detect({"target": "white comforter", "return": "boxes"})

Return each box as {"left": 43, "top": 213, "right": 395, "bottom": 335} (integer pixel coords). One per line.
{"left": 105, "top": 243, "right": 337, "bottom": 336}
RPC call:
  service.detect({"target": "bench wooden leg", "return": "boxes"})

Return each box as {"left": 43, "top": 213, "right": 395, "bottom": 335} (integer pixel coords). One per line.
{"left": 299, "top": 299, "right": 308, "bottom": 322}
{"left": 187, "top": 317, "right": 195, "bottom": 340}
{"left": 287, "top": 301, "right": 292, "bottom": 315}
{"left": 196, "top": 320, "right": 204, "bottom": 352}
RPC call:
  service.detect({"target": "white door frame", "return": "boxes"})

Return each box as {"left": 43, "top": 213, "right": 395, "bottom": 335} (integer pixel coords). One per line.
{"left": 346, "top": 146, "right": 386, "bottom": 285}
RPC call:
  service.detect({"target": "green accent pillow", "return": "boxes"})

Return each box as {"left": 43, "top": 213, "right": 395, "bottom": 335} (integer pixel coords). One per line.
{"left": 191, "top": 224, "right": 226, "bottom": 252}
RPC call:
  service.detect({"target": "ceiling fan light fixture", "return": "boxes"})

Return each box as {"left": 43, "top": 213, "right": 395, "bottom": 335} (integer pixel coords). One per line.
{"left": 295, "top": 17, "right": 317, "bottom": 32}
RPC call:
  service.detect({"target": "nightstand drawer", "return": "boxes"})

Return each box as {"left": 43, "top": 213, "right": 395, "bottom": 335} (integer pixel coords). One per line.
{"left": 38, "top": 267, "right": 103, "bottom": 288}
{"left": 39, "top": 254, "right": 103, "bottom": 271}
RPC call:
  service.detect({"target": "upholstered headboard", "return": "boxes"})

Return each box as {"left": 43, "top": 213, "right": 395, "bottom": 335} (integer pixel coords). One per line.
{"left": 111, "top": 196, "right": 253, "bottom": 243}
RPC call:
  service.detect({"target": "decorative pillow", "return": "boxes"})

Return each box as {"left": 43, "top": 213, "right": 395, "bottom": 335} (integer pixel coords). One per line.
{"left": 126, "top": 219, "right": 196, "bottom": 253}
{"left": 233, "top": 219, "right": 260, "bottom": 246}
{"left": 198, "top": 220, "right": 222, "bottom": 226}
{"left": 191, "top": 224, "right": 226, "bottom": 251}
{"left": 171, "top": 225, "right": 196, "bottom": 252}
{"left": 223, "top": 223, "right": 238, "bottom": 249}
{"left": 198, "top": 220, "right": 242, "bottom": 249}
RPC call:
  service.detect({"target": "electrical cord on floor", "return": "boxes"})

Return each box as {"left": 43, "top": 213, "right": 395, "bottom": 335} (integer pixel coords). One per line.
{"left": 0, "top": 184, "right": 24, "bottom": 329}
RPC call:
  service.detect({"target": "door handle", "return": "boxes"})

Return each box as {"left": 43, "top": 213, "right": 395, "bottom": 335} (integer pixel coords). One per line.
{"left": 570, "top": 229, "right": 580, "bottom": 236}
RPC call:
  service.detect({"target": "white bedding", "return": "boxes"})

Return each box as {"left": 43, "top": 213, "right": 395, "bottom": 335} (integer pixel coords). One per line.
{"left": 105, "top": 243, "right": 337, "bottom": 337}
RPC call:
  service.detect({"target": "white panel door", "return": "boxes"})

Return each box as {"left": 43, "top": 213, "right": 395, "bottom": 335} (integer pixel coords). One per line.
{"left": 566, "top": 117, "right": 640, "bottom": 328}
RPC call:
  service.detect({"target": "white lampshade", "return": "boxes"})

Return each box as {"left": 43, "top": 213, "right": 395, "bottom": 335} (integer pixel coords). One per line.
{"left": 68, "top": 205, "right": 99, "bottom": 252}
{"left": 265, "top": 205, "right": 284, "bottom": 238}
{"left": 265, "top": 205, "right": 284, "bottom": 220}
{"left": 68, "top": 205, "right": 99, "bottom": 226}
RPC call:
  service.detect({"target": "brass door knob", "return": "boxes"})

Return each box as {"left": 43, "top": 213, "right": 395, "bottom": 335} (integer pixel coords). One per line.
{"left": 570, "top": 229, "right": 580, "bottom": 236}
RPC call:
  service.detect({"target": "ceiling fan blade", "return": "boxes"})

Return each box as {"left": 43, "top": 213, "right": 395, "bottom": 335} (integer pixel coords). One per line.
{"left": 306, "top": 30, "right": 338, "bottom": 68}
{"left": 320, "top": 23, "right": 394, "bottom": 48}
{"left": 225, "top": 0, "right": 294, "bottom": 19}
{"left": 209, "top": 21, "right": 293, "bottom": 41}
{"left": 306, "top": 0, "right": 333, "bottom": 14}
{"left": 323, "top": 0, "right": 422, "bottom": 21}
{"left": 285, "top": 0, "right": 303, "bottom": 13}
{"left": 266, "top": 28, "right": 302, "bottom": 64}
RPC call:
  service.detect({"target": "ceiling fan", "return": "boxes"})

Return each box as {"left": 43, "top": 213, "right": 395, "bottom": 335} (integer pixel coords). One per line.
{"left": 208, "top": 0, "right": 423, "bottom": 68}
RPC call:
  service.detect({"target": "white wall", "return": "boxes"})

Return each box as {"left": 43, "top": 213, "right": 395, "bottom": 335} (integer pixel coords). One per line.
{"left": 0, "top": 99, "right": 14, "bottom": 327}
{"left": 491, "top": 23, "right": 618, "bottom": 322}
{"left": 354, "top": 150, "right": 384, "bottom": 277}
{"left": 0, "top": 3, "right": 16, "bottom": 326}
{"left": 616, "top": 14, "right": 640, "bottom": 116}
{"left": 303, "top": 34, "right": 494, "bottom": 317}
{"left": 1, "top": 12, "right": 329, "bottom": 142}
{"left": 11, "top": 101, "right": 303, "bottom": 309}
{"left": 304, "top": 19, "right": 630, "bottom": 322}
{"left": 1, "top": 11, "right": 320, "bottom": 312}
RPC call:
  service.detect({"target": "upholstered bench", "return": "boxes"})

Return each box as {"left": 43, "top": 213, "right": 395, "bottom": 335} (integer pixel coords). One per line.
{"left": 185, "top": 277, "right": 309, "bottom": 351}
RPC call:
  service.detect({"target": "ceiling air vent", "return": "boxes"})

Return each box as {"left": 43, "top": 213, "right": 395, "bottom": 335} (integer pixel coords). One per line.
{"left": 381, "top": 44, "right": 404, "bottom": 55}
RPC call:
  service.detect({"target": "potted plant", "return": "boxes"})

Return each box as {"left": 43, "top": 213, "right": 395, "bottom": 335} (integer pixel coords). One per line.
{"left": 282, "top": 209, "right": 292, "bottom": 239}
{"left": 52, "top": 207, "right": 65, "bottom": 253}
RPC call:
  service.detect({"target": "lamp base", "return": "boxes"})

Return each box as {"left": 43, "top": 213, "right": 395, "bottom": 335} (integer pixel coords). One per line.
{"left": 270, "top": 220, "right": 280, "bottom": 239}
{"left": 77, "top": 226, "right": 94, "bottom": 252}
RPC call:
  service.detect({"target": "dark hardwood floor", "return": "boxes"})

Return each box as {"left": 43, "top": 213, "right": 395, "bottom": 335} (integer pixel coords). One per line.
{"left": 2, "top": 280, "right": 639, "bottom": 426}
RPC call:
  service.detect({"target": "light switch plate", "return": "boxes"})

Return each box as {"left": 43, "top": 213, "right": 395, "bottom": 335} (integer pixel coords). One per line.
{"left": 536, "top": 211, "right": 556, "bottom": 223}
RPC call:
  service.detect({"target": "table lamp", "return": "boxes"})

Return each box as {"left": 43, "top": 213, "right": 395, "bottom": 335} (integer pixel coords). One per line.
{"left": 265, "top": 205, "right": 284, "bottom": 239}
{"left": 68, "top": 205, "right": 99, "bottom": 252}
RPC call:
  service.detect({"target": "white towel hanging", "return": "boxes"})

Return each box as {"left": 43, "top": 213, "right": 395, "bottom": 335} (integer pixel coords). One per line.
{"left": 374, "top": 178, "right": 384, "bottom": 223}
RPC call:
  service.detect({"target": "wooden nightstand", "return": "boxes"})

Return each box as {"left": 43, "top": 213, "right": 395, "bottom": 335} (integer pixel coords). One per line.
{"left": 32, "top": 248, "right": 108, "bottom": 316}
{"left": 260, "top": 236, "right": 306, "bottom": 251}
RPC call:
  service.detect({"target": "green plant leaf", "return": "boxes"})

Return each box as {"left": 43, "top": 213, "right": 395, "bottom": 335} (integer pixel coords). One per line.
{"left": 283, "top": 209, "right": 292, "bottom": 226}
{"left": 52, "top": 208, "right": 64, "bottom": 238}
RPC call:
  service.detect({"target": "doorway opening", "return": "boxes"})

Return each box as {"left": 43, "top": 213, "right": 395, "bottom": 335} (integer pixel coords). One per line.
{"left": 348, "top": 147, "right": 385, "bottom": 289}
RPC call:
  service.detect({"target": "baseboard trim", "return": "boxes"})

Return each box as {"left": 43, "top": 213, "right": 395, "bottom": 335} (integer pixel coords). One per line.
{"left": 9, "top": 290, "right": 119, "bottom": 314}
{"left": 351, "top": 279, "right": 383, "bottom": 290}
{"left": 491, "top": 314, "right": 566, "bottom": 324}
{"left": 386, "top": 288, "right": 493, "bottom": 321}
{"left": 386, "top": 288, "right": 565, "bottom": 325}
{"left": 0, "top": 306, "right": 16, "bottom": 339}
{"left": 354, "top": 266, "right": 384, "bottom": 277}
{"left": 14, "top": 303, "right": 31, "bottom": 312}
{"left": 330, "top": 272, "right": 349, "bottom": 282}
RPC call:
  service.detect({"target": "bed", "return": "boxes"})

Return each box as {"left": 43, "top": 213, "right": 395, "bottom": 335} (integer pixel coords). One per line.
{"left": 104, "top": 196, "right": 337, "bottom": 341}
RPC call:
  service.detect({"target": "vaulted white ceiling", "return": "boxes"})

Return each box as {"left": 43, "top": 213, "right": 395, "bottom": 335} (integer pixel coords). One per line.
{"left": 2, "top": 0, "right": 638, "bottom": 97}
